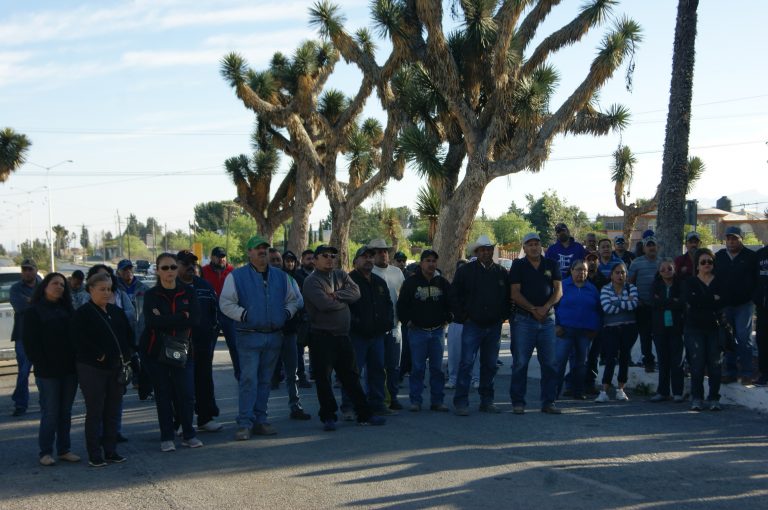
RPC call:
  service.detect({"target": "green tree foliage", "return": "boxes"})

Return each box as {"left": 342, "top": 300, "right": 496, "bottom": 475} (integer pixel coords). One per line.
{"left": 0, "top": 244, "right": 6, "bottom": 256}
{"left": 683, "top": 224, "right": 714, "bottom": 247}
{"left": 493, "top": 212, "right": 535, "bottom": 248}
{"left": 194, "top": 201, "right": 240, "bottom": 233}
{"left": 14, "top": 239, "right": 50, "bottom": 270}
{"left": 80, "top": 225, "right": 89, "bottom": 250}
{"left": 525, "top": 191, "right": 590, "bottom": 245}
{"left": 0, "top": 127, "right": 31, "bottom": 182}
{"left": 741, "top": 232, "right": 760, "bottom": 246}
{"left": 122, "top": 235, "right": 152, "bottom": 259}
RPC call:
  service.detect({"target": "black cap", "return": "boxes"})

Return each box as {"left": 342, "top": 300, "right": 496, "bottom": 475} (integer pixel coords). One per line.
{"left": 211, "top": 247, "right": 226, "bottom": 257}
{"left": 420, "top": 249, "right": 439, "bottom": 261}
{"left": 314, "top": 245, "right": 338, "bottom": 256}
{"left": 20, "top": 258, "right": 37, "bottom": 269}
{"left": 555, "top": 223, "right": 568, "bottom": 233}
{"left": 283, "top": 250, "right": 298, "bottom": 261}
{"left": 71, "top": 270, "right": 85, "bottom": 280}
{"left": 176, "top": 250, "right": 199, "bottom": 264}
{"left": 354, "top": 246, "right": 374, "bottom": 260}
{"left": 394, "top": 251, "right": 407, "bottom": 261}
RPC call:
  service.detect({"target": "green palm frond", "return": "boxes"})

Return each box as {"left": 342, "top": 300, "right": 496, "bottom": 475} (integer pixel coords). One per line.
{"left": 247, "top": 70, "right": 278, "bottom": 103}
{"left": 355, "top": 28, "right": 376, "bottom": 55}
{"left": 398, "top": 125, "right": 447, "bottom": 180}
{"left": 0, "top": 127, "right": 32, "bottom": 181}
{"left": 224, "top": 154, "right": 252, "bottom": 182}
{"left": 319, "top": 89, "right": 348, "bottom": 124}
{"left": 594, "top": 17, "right": 643, "bottom": 72}
{"left": 611, "top": 145, "right": 636, "bottom": 185}
{"left": 415, "top": 185, "right": 441, "bottom": 218}
{"left": 361, "top": 118, "right": 384, "bottom": 145}
{"left": 220, "top": 52, "right": 248, "bottom": 87}
{"left": 686, "top": 156, "right": 705, "bottom": 194}
{"left": 461, "top": 0, "right": 498, "bottom": 50}
{"left": 293, "top": 41, "right": 321, "bottom": 77}
{"left": 371, "top": 0, "right": 408, "bottom": 40}
{"left": 308, "top": 0, "right": 346, "bottom": 38}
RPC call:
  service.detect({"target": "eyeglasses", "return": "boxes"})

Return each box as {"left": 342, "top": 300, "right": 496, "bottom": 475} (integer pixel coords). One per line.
{"left": 159, "top": 265, "right": 178, "bottom": 271}
{"left": 698, "top": 259, "right": 713, "bottom": 266}
{"left": 319, "top": 253, "right": 337, "bottom": 259}
{"left": 660, "top": 266, "right": 674, "bottom": 272}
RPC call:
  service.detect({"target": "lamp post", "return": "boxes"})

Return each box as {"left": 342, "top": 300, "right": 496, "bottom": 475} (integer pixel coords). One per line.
{"left": 29, "top": 160, "right": 74, "bottom": 272}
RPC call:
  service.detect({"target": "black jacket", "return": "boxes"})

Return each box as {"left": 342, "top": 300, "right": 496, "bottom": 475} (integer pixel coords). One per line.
{"left": 140, "top": 284, "right": 200, "bottom": 359}
{"left": 186, "top": 277, "right": 218, "bottom": 348}
{"left": 682, "top": 276, "right": 724, "bottom": 331}
{"left": 71, "top": 302, "right": 134, "bottom": 370}
{"left": 714, "top": 247, "right": 758, "bottom": 306}
{"left": 349, "top": 270, "right": 394, "bottom": 338}
{"left": 397, "top": 270, "right": 452, "bottom": 329}
{"left": 755, "top": 245, "right": 768, "bottom": 309}
{"left": 23, "top": 301, "right": 76, "bottom": 378}
{"left": 449, "top": 260, "right": 509, "bottom": 327}
{"left": 651, "top": 277, "right": 684, "bottom": 334}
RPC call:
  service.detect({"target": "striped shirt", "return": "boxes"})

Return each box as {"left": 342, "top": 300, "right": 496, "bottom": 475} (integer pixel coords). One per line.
{"left": 600, "top": 283, "right": 639, "bottom": 326}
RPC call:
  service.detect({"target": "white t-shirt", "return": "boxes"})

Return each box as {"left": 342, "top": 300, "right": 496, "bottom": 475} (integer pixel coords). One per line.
{"left": 372, "top": 264, "right": 405, "bottom": 339}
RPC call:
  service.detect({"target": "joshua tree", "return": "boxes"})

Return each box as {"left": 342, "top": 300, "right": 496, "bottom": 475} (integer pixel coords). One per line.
{"left": 0, "top": 128, "right": 31, "bottom": 182}
{"left": 415, "top": 185, "right": 440, "bottom": 243}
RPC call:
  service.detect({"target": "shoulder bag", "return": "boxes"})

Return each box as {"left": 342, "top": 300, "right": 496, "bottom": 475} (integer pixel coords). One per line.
{"left": 157, "top": 334, "right": 189, "bottom": 368}
{"left": 91, "top": 303, "right": 133, "bottom": 385}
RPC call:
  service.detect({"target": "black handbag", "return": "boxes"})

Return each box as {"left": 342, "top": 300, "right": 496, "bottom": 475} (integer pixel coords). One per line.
{"left": 158, "top": 334, "right": 189, "bottom": 368}
{"left": 716, "top": 313, "right": 737, "bottom": 353}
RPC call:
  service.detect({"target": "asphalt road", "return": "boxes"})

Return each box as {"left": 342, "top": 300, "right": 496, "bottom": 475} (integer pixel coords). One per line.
{"left": 1, "top": 341, "right": 766, "bottom": 510}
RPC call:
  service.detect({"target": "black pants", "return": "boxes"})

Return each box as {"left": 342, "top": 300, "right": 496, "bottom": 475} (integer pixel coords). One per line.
{"left": 756, "top": 306, "right": 768, "bottom": 378}
{"left": 601, "top": 324, "right": 637, "bottom": 385}
{"left": 308, "top": 331, "right": 372, "bottom": 422}
{"left": 635, "top": 305, "right": 656, "bottom": 367}
{"left": 77, "top": 362, "right": 123, "bottom": 460}
{"left": 400, "top": 323, "right": 412, "bottom": 377}
{"left": 193, "top": 334, "right": 219, "bottom": 425}
{"left": 585, "top": 331, "right": 602, "bottom": 386}
{"left": 296, "top": 321, "right": 310, "bottom": 380}
{"left": 653, "top": 328, "right": 684, "bottom": 396}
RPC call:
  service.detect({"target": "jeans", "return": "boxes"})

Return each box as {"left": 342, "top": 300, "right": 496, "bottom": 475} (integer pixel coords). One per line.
{"left": 447, "top": 323, "right": 478, "bottom": 385}
{"left": 235, "top": 331, "right": 281, "bottom": 428}
{"left": 510, "top": 315, "right": 558, "bottom": 408}
{"left": 601, "top": 323, "right": 638, "bottom": 385}
{"left": 400, "top": 323, "right": 412, "bottom": 377}
{"left": 453, "top": 320, "right": 501, "bottom": 409}
{"left": 308, "top": 331, "right": 372, "bottom": 422}
{"left": 635, "top": 305, "right": 656, "bottom": 367}
{"left": 193, "top": 332, "right": 220, "bottom": 426}
{"left": 77, "top": 363, "right": 123, "bottom": 459}
{"left": 272, "top": 331, "right": 302, "bottom": 410}
{"left": 685, "top": 327, "right": 722, "bottom": 401}
{"left": 219, "top": 313, "right": 240, "bottom": 380}
{"left": 12, "top": 340, "right": 31, "bottom": 411}
{"left": 554, "top": 327, "right": 591, "bottom": 398}
{"left": 408, "top": 327, "right": 446, "bottom": 406}
{"left": 144, "top": 356, "right": 196, "bottom": 441}
{"left": 653, "top": 328, "right": 684, "bottom": 396}
{"left": 341, "top": 334, "right": 386, "bottom": 412}
{"left": 384, "top": 330, "right": 401, "bottom": 405}
{"left": 36, "top": 375, "right": 77, "bottom": 457}
{"left": 723, "top": 302, "right": 755, "bottom": 378}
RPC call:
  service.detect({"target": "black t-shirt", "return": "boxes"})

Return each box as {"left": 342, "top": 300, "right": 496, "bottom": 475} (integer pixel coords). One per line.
{"left": 509, "top": 256, "right": 561, "bottom": 307}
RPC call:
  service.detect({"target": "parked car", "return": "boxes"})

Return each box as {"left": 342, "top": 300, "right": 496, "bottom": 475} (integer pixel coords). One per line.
{"left": 135, "top": 259, "right": 150, "bottom": 274}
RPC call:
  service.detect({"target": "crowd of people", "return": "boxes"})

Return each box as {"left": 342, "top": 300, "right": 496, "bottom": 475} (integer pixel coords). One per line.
{"left": 8, "top": 223, "right": 768, "bottom": 468}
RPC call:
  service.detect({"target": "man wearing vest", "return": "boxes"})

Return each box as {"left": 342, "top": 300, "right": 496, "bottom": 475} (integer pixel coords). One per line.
{"left": 220, "top": 235, "right": 300, "bottom": 440}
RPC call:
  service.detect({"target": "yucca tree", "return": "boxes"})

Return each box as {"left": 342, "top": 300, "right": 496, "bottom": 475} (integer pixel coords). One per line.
{"left": 612, "top": 145, "right": 704, "bottom": 241}
{"left": 221, "top": 31, "right": 405, "bottom": 267}
{"left": 0, "top": 128, "right": 32, "bottom": 182}
{"left": 656, "top": 0, "right": 699, "bottom": 259}
{"left": 415, "top": 185, "right": 441, "bottom": 243}
{"left": 312, "top": 0, "right": 642, "bottom": 276}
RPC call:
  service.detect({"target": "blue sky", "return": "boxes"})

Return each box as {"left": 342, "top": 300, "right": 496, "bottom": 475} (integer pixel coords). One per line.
{"left": 1, "top": 0, "right": 766, "bottom": 251}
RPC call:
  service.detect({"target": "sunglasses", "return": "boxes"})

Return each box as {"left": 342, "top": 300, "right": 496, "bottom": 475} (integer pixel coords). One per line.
{"left": 319, "top": 253, "right": 337, "bottom": 259}
{"left": 159, "top": 264, "right": 178, "bottom": 271}
{"left": 698, "top": 259, "right": 713, "bottom": 266}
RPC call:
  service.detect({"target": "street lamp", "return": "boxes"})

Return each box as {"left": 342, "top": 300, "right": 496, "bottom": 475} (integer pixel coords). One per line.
{"left": 29, "top": 160, "right": 74, "bottom": 272}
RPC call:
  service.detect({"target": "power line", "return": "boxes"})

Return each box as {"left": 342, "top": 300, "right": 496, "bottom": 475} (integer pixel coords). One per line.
{"left": 633, "top": 93, "right": 768, "bottom": 116}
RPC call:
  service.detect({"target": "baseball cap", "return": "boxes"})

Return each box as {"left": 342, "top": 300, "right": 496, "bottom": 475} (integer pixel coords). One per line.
{"left": 211, "top": 246, "right": 226, "bottom": 257}
{"left": 20, "top": 258, "right": 37, "bottom": 269}
{"left": 614, "top": 235, "right": 626, "bottom": 245}
{"left": 685, "top": 231, "right": 701, "bottom": 241}
{"left": 642, "top": 229, "right": 655, "bottom": 239}
{"left": 314, "top": 244, "right": 338, "bottom": 256}
{"left": 420, "top": 249, "right": 439, "bottom": 260}
{"left": 176, "top": 250, "right": 198, "bottom": 264}
{"left": 523, "top": 232, "right": 541, "bottom": 244}
{"left": 724, "top": 226, "right": 743, "bottom": 239}
{"left": 246, "top": 235, "right": 270, "bottom": 250}
{"left": 643, "top": 236, "right": 657, "bottom": 246}
{"left": 394, "top": 251, "right": 407, "bottom": 261}
{"left": 117, "top": 259, "right": 133, "bottom": 271}
{"left": 554, "top": 223, "right": 569, "bottom": 233}
{"left": 353, "top": 246, "right": 374, "bottom": 260}
{"left": 283, "top": 250, "right": 297, "bottom": 261}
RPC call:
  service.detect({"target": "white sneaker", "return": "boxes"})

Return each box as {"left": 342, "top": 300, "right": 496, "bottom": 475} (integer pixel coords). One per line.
{"left": 160, "top": 440, "right": 176, "bottom": 452}
{"left": 175, "top": 426, "right": 182, "bottom": 437}
{"left": 615, "top": 388, "right": 629, "bottom": 401}
{"left": 472, "top": 381, "right": 480, "bottom": 389}
{"left": 445, "top": 381, "right": 456, "bottom": 389}
{"left": 181, "top": 437, "right": 204, "bottom": 448}
{"left": 594, "top": 391, "right": 609, "bottom": 403}
{"left": 199, "top": 419, "right": 223, "bottom": 432}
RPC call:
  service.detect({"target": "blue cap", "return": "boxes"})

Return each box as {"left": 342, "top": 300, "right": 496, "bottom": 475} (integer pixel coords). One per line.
{"left": 117, "top": 259, "right": 133, "bottom": 271}
{"left": 724, "top": 226, "right": 743, "bottom": 239}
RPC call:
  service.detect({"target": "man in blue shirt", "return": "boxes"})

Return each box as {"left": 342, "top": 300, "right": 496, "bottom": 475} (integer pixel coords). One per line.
{"left": 10, "top": 259, "right": 41, "bottom": 416}
{"left": 545, "top": 223, "right": 586, "bottom": 279}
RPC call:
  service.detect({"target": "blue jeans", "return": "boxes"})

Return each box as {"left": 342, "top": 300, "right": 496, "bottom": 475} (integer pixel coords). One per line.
{"left": 384, "top": 331, "right": 401, "bottom": 405}
{"left": 236, "top": 331, "right": 281, "bottom": 428}
{"left": 555, "top": 327, "right": 592, "bottom": 398}
{"left": 447, "top": 323, "right": 478, "bottom": 385}
{"left": 510, "top": 315, "right": 558, "bottom": 408}
{"left": 408, "top": 327, "right": 445, "bottom": 406}
{"left": 723, "top": 302, "right": 755, "bottom": 378}
{"left": 144, "top": 357, "right": 196, "bottom": 442}
{"left": 342, "top": 334, "right": 386, "bottom": 412}
{"left": 453, "top": 320, "right": 501, "bottom": 409}
{"left": 219, "top": 313, "right": 240, "bottom": 380}
{"left": 13, "top": 340, "right": 31, "bottom": 411}
{"left": 36, "top": 375, "right": 77, "bottom": 457}
{"left": 685, "top": 327, "right": 722, "bottom": 401}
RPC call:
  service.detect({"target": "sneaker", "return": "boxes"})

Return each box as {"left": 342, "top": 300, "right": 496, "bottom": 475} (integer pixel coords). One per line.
{"left": 290, "top": 408, "right": 312, "bottom": 421}
{"left": 478, "top": 403, "right": 501, "bottom": 414}
{"left": 673, "top": 395, "right": 686, "bottom": 403}
{"left": 105, "top": 452, "right": 127, "bottom": 463}
{"left": 472, "top": 381, "right": 480, "bottom": 389}
{"left": 594, "top": 391, "right": 610, "bottom": 403}
{"left": 252, "top": 423, "right": 277, "bottom": 436}
{"left": 512, "top": 406, "right": 525, "bottom": 415}
{"left": 358, "top": 415, "right": 386, "bottom": 426}
{"left": 39, "top": 455, "right": 56, "bottom": 466}
{"left": 690, "top": 400, "right": 704, "bottom": 411}
{"left": 323, "top": 419, "right": 337, "bottom": 432}
{"left": 409, "top": 403, "right": 421, "bottom": 412}
{"left": 389, "top": 401, "right": 403, "bottom": 411}
{"left": 12, "top": 407, "right": 26, "bottom": 417}
{"left": 234, "top": 428, "right": 251, "bottom": 441}
{"left": 58, "top": 452, "right": 80, "bottom": 463}
{"left": 341, "top": 410, "right": 355, "bottom": 422}
{"left": 454, "top": 407, "right": 470, "bottom": 417}
{"left": 199, "top": 419, "right": 223, "bottom": 432}
{"left": 88, "top": 457, "right": 107, "bottom": 467}
{"left": 649, "top": 394, "right": 668, "bottom": 403}
{"left": 175, "top": 426, "right": 182, "bottom": 437}
{"left": 181, "top": 437, "right": 204, "bottom": 448}
{"left": 444, "top": 381, "right": 456, "bottom": 390}
{"left": 709, "top": 401, "right": 722, "bottom": 411}
{"left": 430, "top": 403, "right": 449, "bottom": 412}
{"left": 615, "top": 389, "right": 629, "bottom": 401}
{"left": 160, "top": 440, "right": 176, "bottom": 452}
{"left": 541, "top": 405, "right": 562, "bottom": 415}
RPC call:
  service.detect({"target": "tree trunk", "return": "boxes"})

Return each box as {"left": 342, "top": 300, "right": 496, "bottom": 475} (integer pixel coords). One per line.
{"left": 656, "top": 0, "right": 699, "bottom": 259}
{"left": 432, "top": 163, "right": 489, "bottom": 280}
{"left": 287, "top": 166, "right": 316, "bottom": 255}
{"left": 329, "top": 206, "right": 353, "bottom": 269}
{"left": 623, "top": 209, "right": 641, "bottom": 242}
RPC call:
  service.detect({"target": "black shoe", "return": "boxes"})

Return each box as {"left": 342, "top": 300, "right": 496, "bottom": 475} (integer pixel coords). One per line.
{"left": 297, "top": 379, "right": 312, "bottom": 389}
{"left": 12, "top": 407, "right": 26, "bottom": 417}
{"left": 389, "top": 401, "right": 403, "bottom": 411}
{"left": 89, "top": 457, "right": 107, "bottom": 467}
{"left": 105, "top": 452, "right": 126, "bottom": 463}
{"left": 290, "top": 408, "right": 312, "bottom": 421}
{"left": 116, "top": 434, "right": 129, "bottom": 443}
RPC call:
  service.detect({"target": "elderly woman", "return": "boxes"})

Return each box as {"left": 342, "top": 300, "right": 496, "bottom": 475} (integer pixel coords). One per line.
{"left": 71, "top": 272, "right": 133, "bottom": 467}
{"left": 649, "top": 259, "right": 685, "bottom": 403}
{"left": 23, "top": 273, "right": 78, "bottom": 466}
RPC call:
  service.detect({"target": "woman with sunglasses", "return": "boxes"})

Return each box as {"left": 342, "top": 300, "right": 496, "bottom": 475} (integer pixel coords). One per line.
{"left": 140, "top": 252, "right": 201, "bottom": 451}
{"left": 682, "top": 248, "right": 724, "bottom": 411}
{"left": 649, "top": 259, "right": 685, "bottom": 403}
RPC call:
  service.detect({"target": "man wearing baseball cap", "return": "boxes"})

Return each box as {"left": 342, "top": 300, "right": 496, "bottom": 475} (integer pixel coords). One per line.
{"left": 612, "top": 235, "right": 635, "bottom": 268}
{"left": 9, "top": 259, "right": 41, "bottom": 416}
{"left": 545, "top": 223, "right": 586, "bottom": 279}
{"left": 202, "top": 246, "right": 239, "bottom": 381}
{"left": 674, "top": 231, "right": 701, "bottom": 280}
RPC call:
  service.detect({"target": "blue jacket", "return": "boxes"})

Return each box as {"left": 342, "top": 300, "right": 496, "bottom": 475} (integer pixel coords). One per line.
{"left": 222, "top": 264, "right": 299, "bottom": 333}
{"left": 555, "top": 277, "right": 601, "bottom": 331}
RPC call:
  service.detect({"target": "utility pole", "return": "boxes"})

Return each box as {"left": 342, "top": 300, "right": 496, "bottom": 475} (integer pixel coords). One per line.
{"left": 225, "top": 205, "right": 232, "bottom": 255}
{"left": 152, "top": 223, "right": 158, "bottom": 260}
{"left": 116, "top": 211, "right": 124, "bottom": 259}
